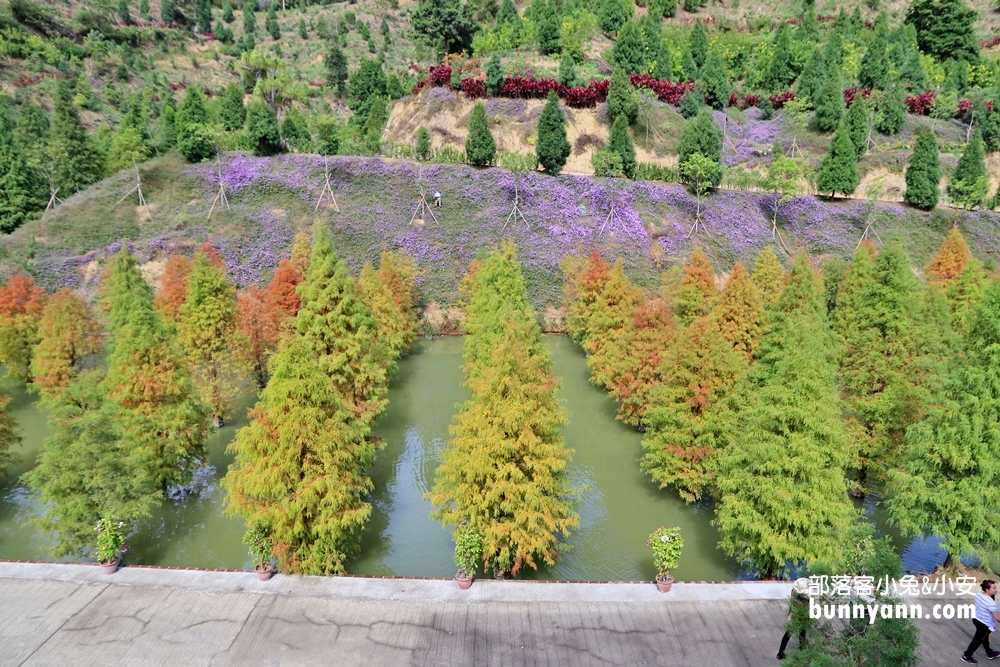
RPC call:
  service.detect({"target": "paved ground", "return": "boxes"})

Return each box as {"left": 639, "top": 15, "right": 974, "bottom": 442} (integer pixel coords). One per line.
{"left": 0, "top": 562, "right": 977, "bottom": 666}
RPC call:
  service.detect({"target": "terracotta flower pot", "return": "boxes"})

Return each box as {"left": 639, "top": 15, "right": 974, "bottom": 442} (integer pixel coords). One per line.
{"left": 255, "top": 564, "right": 274, "bottom": 581}
{"left": 455, "top": 572, "right": 473, "bottom": 590}
{"left": 99, "top": 556, "right": 120, "bottom": 575}
{"left": 655, "top": 574, "right": 674, "bottom": 593}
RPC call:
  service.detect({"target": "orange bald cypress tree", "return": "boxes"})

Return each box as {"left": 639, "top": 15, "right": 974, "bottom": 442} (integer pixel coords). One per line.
{"left": 30, "top": 290, "right": 102, "bottom": 401}
{"left": 564, "top": 250, "right": 611, "bottom": 345}
{"left": 155, "top": 254, "right": 193, "bottom": 324}
{"left": 713, "top": 262, "right": 766, "bottom": 359}
{"left": 237, "top": 287, "right": 276, "bottom": 389}
{"left": 264, "top": 258, "right": 302, "bottom": 320}
{"left": 641, "top": 313, "right": 745, "bottom": 502}
{"left": 0, "top": 273, "right": 46, "bottom": 382}
{"left": 926, "top": 228, "right": 988, "bottom": 332}
{"left": 673, "top": 246, "right": 717, "bottom": 326}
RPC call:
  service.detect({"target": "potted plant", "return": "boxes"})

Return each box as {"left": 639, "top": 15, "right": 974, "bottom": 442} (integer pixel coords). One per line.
{"left": 647, "top": 526, "right": 683, "bottom": 593}
{"left": 453, "top": 523, "right": 482, "bottom": 590}
{"left": 96, "top": 517, "right": 127, "bottom": 575}
{"left": 243, "top": 523, "right": 275, "bottom": 581}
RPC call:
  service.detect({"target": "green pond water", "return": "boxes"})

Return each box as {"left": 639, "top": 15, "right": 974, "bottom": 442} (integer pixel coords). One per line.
{"left": 0, "top": 335, "right": 945, "bottom": 580}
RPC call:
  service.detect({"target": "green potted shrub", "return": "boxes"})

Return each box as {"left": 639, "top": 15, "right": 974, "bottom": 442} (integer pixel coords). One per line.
{"left": 243, "top": 523, "right": 275, "bottom": 581}
{"left": 453, "top": 523, "right": 482, "bottom": 590}
{"left": 647, "top": 526, "right": 684, "bottom": 592}
{"left": 96, "top": 517, "right": 127, "bottom": 574}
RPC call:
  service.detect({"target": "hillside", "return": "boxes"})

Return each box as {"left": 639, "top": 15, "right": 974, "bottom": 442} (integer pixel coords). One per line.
{"left": 3, "top": 152, "right": 996, "bottom": 331}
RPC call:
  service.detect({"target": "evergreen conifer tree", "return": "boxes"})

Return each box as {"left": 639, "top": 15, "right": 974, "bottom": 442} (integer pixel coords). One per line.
{"left": 557, "top": 53, "right": 576, "bottom": 88}
{"left": 607, "top": 67, "right": 639, "bottom": 124}
{"left": 161, "top": 0, "right": 175, "bottom": 23}
{"left": 176, "top": 86, "right": 215, "bottom": 163}
{"left": 243, "top": 0, "right": 257, "bottom": 35}
{"left": 465, "top": 102, "right": 496, "bottom": 168}
{"left": 677, "top": 109, "right": 723, "bottom": 185}
{"left": 844, "top": 96, "right": 870, "bottom": 158}
{"left": 795, "top": 48, "right": 825, "bottom": 107}
{"left": 888, "top": 278, "right": 1000, "bottom": 566}
{"left": 265, "top": 3, "right": 280, "bottom": 39}
{"left": 177, "top": 249, "right": 249, "bottom": 426}
{"left": 50, "top": 81, "right": 102, "bottom": 194}
{"left": 814, "top": 69, "right": 845, "bottom": 133}
{"left": 858, "top": 23, "right": 890, "bottom": 91}
{"left": 714, "top": 255, "right": 857, "bottom": 577}
{"left": 700, "top": 50, "right": 730, "bottom": 111}
{"left": 608, "top": 114, "right": 636, "bottom": 178}
{"left": 905, "top": 0, "right": 979, "bottom": 64}
{"left": 689, "top": 20, "right": 708, "bottom": 70}
{"left": 496, "top": 0, "right": 521, "bottom": 34}
{"left": 415, "top": 126, "right": 431, "bottom": 160}
{"left": 324, "top": 43, "right": 349, "bottom": 97}
{"left": 0, "top": 97, "right": 35, "bottom": 233}
{"left": 30, "top": 290, "right": 102, "bottom": 402}
{"left": 612, "top": 20, "right": 646, "bottom": 75}
{"left": 486, "top": 55, "right": 506, "bottom": 95}
{"left": 222, "top": 0, "right": 233, "bottom": 22}
{"left": 949, "top": 130, "right": 989, "bottom": 210}
{"left": 118, "top": 0, "right": 131, "bottom": 24}
{"left": 817, "top": 123, "right": 860, "bottom": 197}
{"left": 536, "top": 91, "right": 571, "bottom": 175}
{"left": 678, "top": 87, "right": 702, "bottom": 119}
{"left": 874, "top": 87, "right": 906, "bottom": 135}
{"left": 100, "top": 248, "right": 211, "bottom": 492}
{"left": 681, "top": 46, "right": 698, "bottom": 81}
{"left": 219, "top": 82, "right": 246, "bottom": 131}
{"left": 765, "top": 25, "right": 795, "bottom": 91}
{"left": 899, "top": 48, "right": 927, "bottom": 92}
{"left": 246, "top": 100, "right": 282, "bottom": 156}
{"left": 139, "top": 0, "right": 150, "bottom": 20}
{"left": 197, "top": 0, "right": 212, "bottom": 33}
{"left": 537, "top": 4, "right": 561, "bottom": 55}
{"left": 598, "top": 0, "right": 630, "bottom": 34}
{"left": 904, "top": 128, "right": 940, "bottom": 209}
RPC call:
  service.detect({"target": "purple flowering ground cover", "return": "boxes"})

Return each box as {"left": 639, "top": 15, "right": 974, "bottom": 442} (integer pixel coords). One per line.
{"left": 2, "top": 152, "right": 997, "bottom": 308}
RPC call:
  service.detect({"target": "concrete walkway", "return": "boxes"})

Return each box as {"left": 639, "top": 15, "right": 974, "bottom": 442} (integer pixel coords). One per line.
{"left": 0, "top": 562, "right": 974, "bottom": 666}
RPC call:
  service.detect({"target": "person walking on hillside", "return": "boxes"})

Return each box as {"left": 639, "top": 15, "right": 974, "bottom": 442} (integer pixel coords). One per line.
{"left": 433, "top": 191, "right": 441, "bottom": 208}
{"left": 962, "top": 579, "right": 1000, "bottom": 663}
{"left": 777, "top": 578, "right": 811, "bottom": 660}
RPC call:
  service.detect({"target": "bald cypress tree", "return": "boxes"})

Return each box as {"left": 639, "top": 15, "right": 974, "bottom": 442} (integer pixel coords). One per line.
{"left": 714, "top": 262, "right": 766, "bottom": 359}
{"left": 101, "top": 248, "right": 211, "bottom": 492}
{"left": 564, "top": 250, "right": 611, "bottom": 345}
{"left": 429, "top": 243, "right": 578, "bottom": 577}
{"left": 30, "top": 289, "right": 102, "bottom": 402}
{"left": 0, "top": 273, "right": 45, "bottom": 383}
{"left": 888, "top": 279, "right": 1000, "bottom": 567}
{"left": 751, "top": 247, "right": 786, "bottom": 309}
{"left": 714, "top": 255, "right": 856, "bottom": 577}
{"left": 177, "top": 248, "right": 250, "bottom": 426}
{"left": 673, "top": 246, "right": 717, "bottom": 326}
{"left": 926, "top": 227, "right": 988, "bottom": 333}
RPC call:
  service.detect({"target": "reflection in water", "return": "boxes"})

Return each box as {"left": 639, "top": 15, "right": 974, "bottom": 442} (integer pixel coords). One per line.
{"left": 0, "top": 340, "right": 962, "bottom": 579}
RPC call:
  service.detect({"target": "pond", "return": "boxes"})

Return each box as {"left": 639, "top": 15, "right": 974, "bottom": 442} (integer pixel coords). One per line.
{"left": 0, "top": 335, "right": 947, "bottom": 580}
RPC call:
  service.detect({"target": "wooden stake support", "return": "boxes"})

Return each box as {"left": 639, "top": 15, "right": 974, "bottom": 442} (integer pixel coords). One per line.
{"left": 207, "top": 155, "right": 230, "bottom": 220}
{"left": 314, "top": 157, "right": 340, "bottom": 212}
{"left": 116, "top": 160, "right": 153, "bottom": 221}
{"left": 409, "top": 190, "right": 439, "bottom": 225}
{"left": 502, "top": 173, "right": 528, "bottom": 231}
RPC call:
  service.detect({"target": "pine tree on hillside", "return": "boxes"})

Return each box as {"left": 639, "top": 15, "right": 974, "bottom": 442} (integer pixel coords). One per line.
{"left": 613, "top": 20, "right": 646, "bottom": 75}
{"left": 429, "top": 246, "right": 578, "bottom": 578}
{"left": 557, "top": 53, "right": 577, "bottom": 88}
{"left": 713, "top": 255, "right": 857, "bottom": 577}
{"left": 681, "top": 46, "right": 698, "bottom": 81}
{"left": 858, "top": 22, "right": 890, "bottom": 91}
{"left": 608, "top": 114, "right": 636, "bottom": 178}
{"left": 265, "top": 3, "right": 280, "bottom": 40}
{"left": 486, "top": 55, "right": 505, "bottom": 95}
{"left": 844, "top": 96, "right": 870, "bottom": 158}
{"left": 814, "top": 69, "right": 845, "bottom": 133}
{"left": 197, "top": 0, "right": 212, "bottom": 33}
{"left": 948, "top": 130, "right": 989, "bottom": 210}
{"left": 905, "top": 0, "right": 978, "bottom": 64}
{"left": 50, "top": 82, "right": 102, "bottom": 195}
{"left": 887, "top": 279, "right": 1000, "bottom": 567}
{"left": 713, "top": 262, "right": 765, "bottom": 359}
{"left": 689, "top": 19, "right": 708, "bottom": 70}
{"left": 242, "top": 0, "right": 256, "bottom": 35}
{"left": 0, "top": 274, "right": 45, "bottom": 383}
{"left": 100, "top": 248, "right": 211, "bottom": 492}
{"left": 219, "top": 82, "right": 246, "bottom": 131}
{"left": 904, "top": 128, "right": 940, "bottom": 209}
{"left": 325, "top": 42, "right": 349, "bottom": 97}
{"left": 161, "top": 0, "right": 175, "bottom": 23}
{"left": 817, "top": 123, "right": 860, "bottom": 197}
{"left": 874, "top": 87, "right": 906, "bottom": 136}
{"left": 139, "top": 0, "right": 150, "bottom": 20}
{"left": 607, "top": 67, "right": 639, "bottom": 124}
{"left": 795, "top": 49, "right": 825, "bottom": 108}
{"left": 751, "top": 247, "right": 786, "bottom": 308}
{"left": 536, "top": 91, "right": 571, "bottom": 175}
{"left": 177, "top": 250, "right": 249, "bottom": 426}
{"left": 598, "top": 0, "right": 630, "bottom": 34}
{"left": 30, "top": 290, "right": 102, "bottom": 402}
{"left": 673, "top": 246, "right": 718, "bottom": 326}
{"left": 222, "top": 0, "right": 233, "bottom": 22}
{"left": 465, "top": 102, "right": 496, "bottom": 168}
{"left": 176, "top": 86, "right": 215, "bottom": 163}
{"left": 0, "top": 96, "right": 36, "bottom": 234}
{"left": 765, "top": 25, "right": 795, "bottom": 91}
{"left": 701, "top": 50, "right": 731, "bottom": 111}
{"left": 677, "top": 110, "right": 723, "bottom": 185}
{"left": 246, "top": 100, "right": 282, "bottom": 156}
{"left": 496, "top": 0, "right": 521, "bottom": 32}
